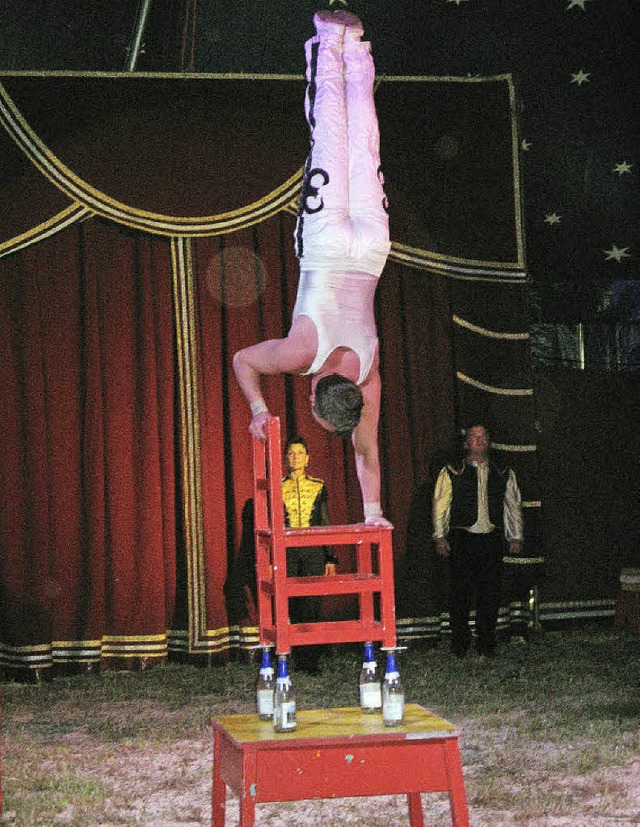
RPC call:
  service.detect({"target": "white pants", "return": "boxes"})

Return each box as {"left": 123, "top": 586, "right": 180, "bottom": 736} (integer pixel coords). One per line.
{"left": 294, "top": 31, "right": 390, "bottom": 277}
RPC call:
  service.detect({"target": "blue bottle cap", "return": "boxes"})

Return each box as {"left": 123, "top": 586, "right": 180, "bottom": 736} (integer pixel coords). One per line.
{"left": 364, "top": 642, "right": 375, "bottom": 661}
{"left": 261, "top": 648, "right": 272, "bottom": 669}
{"left": 277, "top": 656, "right": 289, "bottom": 679}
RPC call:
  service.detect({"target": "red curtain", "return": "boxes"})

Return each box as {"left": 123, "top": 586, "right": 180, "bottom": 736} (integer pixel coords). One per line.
{"left": 0, "top": 71, "right": 531, "bottom": 673}
{"left": 0, "top": 211, "right": 456, "bottom": 674}
{"left": 0, "top": 220, "right": 177, "bottom": 673}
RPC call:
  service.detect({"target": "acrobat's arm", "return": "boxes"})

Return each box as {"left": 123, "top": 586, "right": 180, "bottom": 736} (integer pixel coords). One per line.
{"left": 233, "top": 321, "right": 316, "bottom": 440}
{"left": 351, "top": 356, "right": 392, "bottom": 527}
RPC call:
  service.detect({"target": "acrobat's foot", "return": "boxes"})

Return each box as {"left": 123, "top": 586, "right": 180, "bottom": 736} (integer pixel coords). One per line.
{"left": 313, "top": 9, "right": 363, "bottom": 42}
{"left": 332, "top": 10, "right": 364, "bottom": 43}
{"left": 313, "top": 10, "right": 345, "bottom": 40}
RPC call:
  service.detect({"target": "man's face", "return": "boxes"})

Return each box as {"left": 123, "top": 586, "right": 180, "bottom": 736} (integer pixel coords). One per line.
{"left": 286, "top": 443, "right": 309, "bottom": 473}
{"left": 465, "top": 426, "right": 490, "bottom": 459}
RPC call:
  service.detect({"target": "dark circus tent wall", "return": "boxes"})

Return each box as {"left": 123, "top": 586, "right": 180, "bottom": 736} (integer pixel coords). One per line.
{"left": 0, "top": 70, "right": 539, "bottom": 675}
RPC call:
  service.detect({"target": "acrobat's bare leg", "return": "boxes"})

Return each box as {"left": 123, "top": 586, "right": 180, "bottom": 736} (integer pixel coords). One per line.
{"left": 344, "top": 22, "right": 390, "bottom": 275}
{"left": 294, "top": 12, "right": 349, "bottom": 264}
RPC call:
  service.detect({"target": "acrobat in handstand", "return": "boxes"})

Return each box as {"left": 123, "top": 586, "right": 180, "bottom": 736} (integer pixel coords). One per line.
{"left": 233, "top": 10, "right": 391, "bottom": 526}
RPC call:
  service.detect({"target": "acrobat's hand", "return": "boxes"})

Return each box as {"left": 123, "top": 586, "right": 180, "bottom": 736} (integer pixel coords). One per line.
{"left": 249, "top": 411, "right": 271, "bottom": 441}
{"left": 364, "top": 513, "right": 394, "bottom": 529}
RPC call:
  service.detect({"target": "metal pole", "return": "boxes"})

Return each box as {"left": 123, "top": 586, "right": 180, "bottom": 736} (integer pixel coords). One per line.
{"left": 125, "top": 0, "right": 153, "bottom": 72}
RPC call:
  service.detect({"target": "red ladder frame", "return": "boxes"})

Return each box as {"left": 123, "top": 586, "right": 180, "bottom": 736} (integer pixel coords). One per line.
{"left": 252, "top": 416, "right": 396, "bottom": 653}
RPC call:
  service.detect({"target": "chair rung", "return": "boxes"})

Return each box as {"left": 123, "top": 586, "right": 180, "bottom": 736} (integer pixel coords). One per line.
{"left": 284, "top": 574, "right": 383, "bottom": 597}
{"left": 285, "top": 522, "right": 390, "bottom": 533}
{"left": 259, "top": 574, "right": 382, "bottom": 597}
{"left": 256, "top": 523, "right": 391, "bottom": 541}
{"left": 288, "top": 620, "right": 386, "bottom": 646}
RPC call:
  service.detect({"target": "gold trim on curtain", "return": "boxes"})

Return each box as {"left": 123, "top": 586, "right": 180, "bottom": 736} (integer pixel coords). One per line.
{"left": 0, "top": 203, "right": 93, "bottom": 258}
{"left": 171, "top": 237, "right": 207, "bottom": 652}
{"left": 0, "top": 81, "right": 302, "bottom": 237}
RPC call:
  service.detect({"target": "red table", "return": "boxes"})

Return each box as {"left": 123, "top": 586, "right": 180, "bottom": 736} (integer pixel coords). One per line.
{"left": 212, "top": 704, "right": 469, "bottom": 826}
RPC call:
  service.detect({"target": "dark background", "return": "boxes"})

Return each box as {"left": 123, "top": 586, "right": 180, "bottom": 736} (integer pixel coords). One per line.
{"left": 2, "top": 0, "right": 637, "bottom": 297}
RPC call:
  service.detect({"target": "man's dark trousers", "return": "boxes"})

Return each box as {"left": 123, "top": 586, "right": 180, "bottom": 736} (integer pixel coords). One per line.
{"left": 448, "top": 528, "right": 504, "bottom": 656}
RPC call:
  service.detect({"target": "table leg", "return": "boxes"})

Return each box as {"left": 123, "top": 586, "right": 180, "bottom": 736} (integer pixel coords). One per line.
{"left": 239, "top": 749, "right": 257, "bottom": 827}
{"left": 407, "top": 792, "right": 425, "bottom": 826}
{"left": 212, "top": 730, "right": 226, "bottom": 827}
{"left": 444, "top": 739, "right": 470, "bottom": 827}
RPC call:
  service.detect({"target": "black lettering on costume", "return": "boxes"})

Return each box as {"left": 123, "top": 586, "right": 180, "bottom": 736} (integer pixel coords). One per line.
{"left": 296, "top": 40, "right": 320, "bottom": 258}
{"left": 377, "top": 165, "right": 389, "bottom": 213}
{"left": 301, "top": 168, "right": 329, "bottom": 214}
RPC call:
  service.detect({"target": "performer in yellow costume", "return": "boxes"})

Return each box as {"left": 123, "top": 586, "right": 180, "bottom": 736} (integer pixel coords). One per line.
{"left": 283, "top": 436, "right": 336, "bottom": 673}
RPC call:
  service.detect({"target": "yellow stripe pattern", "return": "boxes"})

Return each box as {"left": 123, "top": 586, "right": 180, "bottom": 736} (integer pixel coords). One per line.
{"left": 456, "top": 371, "right": 533, "bottom": 396}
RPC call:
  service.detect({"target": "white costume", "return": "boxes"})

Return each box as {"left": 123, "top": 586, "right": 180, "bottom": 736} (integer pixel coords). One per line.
{"left": 292, "top": 13, "right": 390, "bottom": 386}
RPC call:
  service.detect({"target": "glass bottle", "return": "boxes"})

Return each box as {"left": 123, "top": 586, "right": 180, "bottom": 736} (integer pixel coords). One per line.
{"left": 382, "top": 651, "right": 405, "bottom": 726}
{"left": 256, "top": 646, "right": 275, "bottom": 720}
{"left": 359, "top": 641, "right": 382, "bottom": 713}
{"left": 273, "top": 654, "right": 297, "bottom": 732}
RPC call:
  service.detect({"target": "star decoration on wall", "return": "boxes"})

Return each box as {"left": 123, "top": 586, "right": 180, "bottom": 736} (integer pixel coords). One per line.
{"left": 566, "top": 0, "right": 589, "bottom": 10}
{"left": 570, "top": 69, "right": 590, "bottom": 85}
{"left": 613, "top": 161, "right": 633, "bottom": 175}
{"left": 603, "top": 245, "right": 631, "bottom": 262}
{"left": 522, "top": 139, "right": 532, "bottom": 151}
{"left": 544, "top": 213, "right": 562, "bottom": 225}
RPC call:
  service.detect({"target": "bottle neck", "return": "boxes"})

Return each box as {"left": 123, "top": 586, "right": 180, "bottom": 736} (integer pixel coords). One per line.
{"left": 260, "top": 649, "right": 272, "bottom": 670}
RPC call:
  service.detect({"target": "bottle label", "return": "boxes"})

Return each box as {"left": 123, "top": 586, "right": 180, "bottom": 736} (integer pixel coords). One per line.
{"left": 383, "top": 695, "right": 405, "bottom": 723}
{"left": 275, "top": 701, "right": 296, "bottom": 730}
{"left": 360, "top": 683, "right": 382, "bottom": 709}
{"left": 257, "top": 688, "right": 274, "bottom": 716}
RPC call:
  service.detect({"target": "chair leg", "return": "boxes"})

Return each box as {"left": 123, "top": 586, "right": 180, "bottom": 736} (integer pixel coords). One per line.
{"left": 379, "top": 533, "right": 397, "bottom": 648}
{"left": 356, "top": 541, "right": 375, "bottom": 626}
{"left": 272, "top": 542, "right": 291, "bottom": 654}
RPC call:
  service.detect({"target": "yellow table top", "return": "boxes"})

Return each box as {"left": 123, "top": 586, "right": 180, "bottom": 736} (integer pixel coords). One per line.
{"left": 213, "top": 704, "right": 458, "bottom": 744}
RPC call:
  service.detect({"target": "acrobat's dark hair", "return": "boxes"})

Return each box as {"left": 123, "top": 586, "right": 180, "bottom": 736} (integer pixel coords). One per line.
{"left": 313, "top": 374, "right": 364, "bottom": 438}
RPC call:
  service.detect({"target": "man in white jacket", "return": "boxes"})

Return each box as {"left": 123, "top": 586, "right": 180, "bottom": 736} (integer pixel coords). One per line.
{"left": 433, "top": 425, "right": 524, "bottom": 657}
{"left": 234, "top": 10, "right": 391, "bottom": 526}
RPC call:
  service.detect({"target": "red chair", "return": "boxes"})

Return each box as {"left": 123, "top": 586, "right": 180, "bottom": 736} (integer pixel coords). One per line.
{"left": 252, "top": 416, "right": 397, "bottom": 654}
